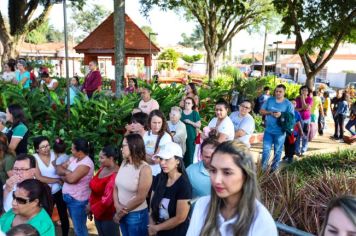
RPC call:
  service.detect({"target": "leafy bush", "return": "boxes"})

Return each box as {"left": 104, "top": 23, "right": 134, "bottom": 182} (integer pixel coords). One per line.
{"left": 157, "top": 48, "right": 180, "bottom": 71}
{"left": 181, "top": 54, "right": 203, "bottom": 63}
{"left": 283, "top": 149, "right": 356, "bottom": 179}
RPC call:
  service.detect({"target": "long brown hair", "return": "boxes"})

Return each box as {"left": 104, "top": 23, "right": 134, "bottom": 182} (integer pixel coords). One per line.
{"left": 199, "top": 141, "right": 259, "bottom": 236}
{"left": 125, "top": 133, "right": 146, "bottom": 168}
{"left": 147, "top": 110, "right": 170, "bottom": 153}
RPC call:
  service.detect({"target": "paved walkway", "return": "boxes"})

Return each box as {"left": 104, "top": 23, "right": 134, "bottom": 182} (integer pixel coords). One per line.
{"left": 249, "top": 123, "right": 355, "bottom": 163}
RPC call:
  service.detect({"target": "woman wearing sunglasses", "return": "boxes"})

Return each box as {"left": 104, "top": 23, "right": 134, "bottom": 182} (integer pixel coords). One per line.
{"left": 0, "top": 179, "right": 55, "bottom": 236}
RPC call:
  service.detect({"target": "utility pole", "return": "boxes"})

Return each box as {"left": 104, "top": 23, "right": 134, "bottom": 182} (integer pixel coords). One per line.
{"left": 63, "top": 0, "right": 70, "bottom": 117}
{"left": 114, "top": 0, "right": 125, "bottom": 98}
{"left": 273, "top": 40, "right": 282, "bottom": 84}
{"left": 149, "top": 32, "right": 158, "bottom": 81}
{"left": 261, "top": 27, "right": 267, "bottom": 77}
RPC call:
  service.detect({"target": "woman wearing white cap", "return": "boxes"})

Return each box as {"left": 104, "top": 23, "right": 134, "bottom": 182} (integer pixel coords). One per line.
{"left": 148, "top": 142, "right": 192, "bottom": 236}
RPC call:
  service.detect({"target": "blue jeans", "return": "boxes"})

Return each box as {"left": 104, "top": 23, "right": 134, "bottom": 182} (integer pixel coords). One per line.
{"left": 63, "top": 194, "right": 88, "bottom": 236}
{"left": 295, "top": 119, "right": 311, "bottom": 154}
{"left": 119, "top": 208, "right": 148, "bottom": 236}
{"left": 95, "top": 218, "right": 120, "bottom": 236}
{"left": 262, "top": 131, "right": 286, "bottom": 171}
{"left": 346, "top": 118, "right": 356, "bottom": 136}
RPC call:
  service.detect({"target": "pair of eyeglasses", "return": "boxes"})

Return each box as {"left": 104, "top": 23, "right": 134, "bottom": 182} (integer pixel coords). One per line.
{"left": 39, "top": 145, "right": 50, "bottom": 150}
{"left": 13, "top": 168, "right": 30, "bottom": 172}
{"left": 12, "top": 192, "right": 33, "bottom": 205}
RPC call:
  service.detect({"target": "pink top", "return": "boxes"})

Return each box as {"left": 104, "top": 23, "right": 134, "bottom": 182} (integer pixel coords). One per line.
{"left": 138, "top": 99, "right": 159, "bottom": 114}
{"left": 62, "top": 156, "right": 94, "bottom": 201}
{"left": 115, "top": 160, "right": 148, "bottom": 212}
{"left": 296, "top": 96, "right": 313, "bottom": 120}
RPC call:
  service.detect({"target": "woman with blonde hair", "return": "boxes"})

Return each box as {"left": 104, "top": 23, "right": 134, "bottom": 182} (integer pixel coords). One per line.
{"left": 187, "top": 141, "right": 277, "bottom": 236}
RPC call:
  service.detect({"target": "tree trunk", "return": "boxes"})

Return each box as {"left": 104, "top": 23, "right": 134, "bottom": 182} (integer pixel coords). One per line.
{"left": 113, "top": 0, "right": 125, "bottom": 98}
{"left": 306, "top": 72, "right": 315, "bottom": 89}
{"left": 207, "top": 51, "right": 216, "bottom": 85}
{"left": 261, "top": 27, "right": 267, "bottom": 77}
{"left": 0, "top": 37, "right": 21, "bottom": 68}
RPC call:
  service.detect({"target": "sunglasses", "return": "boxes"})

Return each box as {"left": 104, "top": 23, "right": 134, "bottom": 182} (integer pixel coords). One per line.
{"left": 12, "top": 192, "right": 33, "bottom": 205}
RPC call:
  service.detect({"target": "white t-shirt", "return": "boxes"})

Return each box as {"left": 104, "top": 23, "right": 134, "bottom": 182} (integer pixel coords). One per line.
{"left": 41, "top": 78, "right": 58, "bottom": 89}
{"left": 229, "top": 112, "right": 255, "bottom": 148}
{"left": 143, "top": 131, "right": 172, "bottom": 176}
{"left": 187, "top": 196, "right": 278, "bottom": 236}
{"left": 208, "top": 116, "right": 235, "bottom": 141}
{"left": 1, "top": 71, "right": 16, "bottom": 82}
{"left": 33, "top": 151, "right": 61, "bottom": 194}
{"left": 138, "top": 99, "right": 159, "bottom": 114}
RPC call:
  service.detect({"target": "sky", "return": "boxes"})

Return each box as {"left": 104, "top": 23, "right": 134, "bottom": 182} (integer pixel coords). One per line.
{"left": 1, "top": 0, "right": 289, "bottom": 54}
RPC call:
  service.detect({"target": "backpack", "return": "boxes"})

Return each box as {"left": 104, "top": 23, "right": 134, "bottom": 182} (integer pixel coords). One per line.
{"left": 277, "top": 112, "right": 295, "bottom": 135}
{"left": 253, "top": 96, "right": 261, "bottom": 114}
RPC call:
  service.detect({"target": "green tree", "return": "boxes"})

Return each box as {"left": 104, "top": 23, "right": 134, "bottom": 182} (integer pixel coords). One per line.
{"left": 157, "top": 48, "right": 180, "bottom": 71}
{"left": 241, "top": 58, "right": 253, "bottom": 64}
{"left": 140, "top": 25, "right": 158, "bottom": 44}
{"left": 0, "top": 0, "right": 84, "bottom": 64}
{"left": 72, "top": 4, "right": 110, "bottom": 41}
{"left": 274, "top": 0, "right": 356, "bottom": 88}
{"left": 178, "top": 25, "right": 204, "bottom": 50}
{"left": 25, "top": 19, "right": 63, "bottom": 44}
{"left": 140, "top": 0, "right": 272, "bottom": 83}
{"left": 181, "top": 54, "right": 203, "bottom": 63}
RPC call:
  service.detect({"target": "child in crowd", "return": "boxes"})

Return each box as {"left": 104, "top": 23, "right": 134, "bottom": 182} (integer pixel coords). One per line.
{"left": 53, "top": 138, "right": 69, "bottom": 165}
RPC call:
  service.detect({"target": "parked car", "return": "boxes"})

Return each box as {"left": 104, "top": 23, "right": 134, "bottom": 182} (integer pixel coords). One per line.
{"left": 250, "top": 70, "right": 262, "bottom": 77}
{"left": 315, "top": 83, "right": 336, "bottom": 98}
{"left": 279, "top": 78, "right": 297, "bottom": 84}
{"left": 315, "top": 77, "right": 330, "bottom": 86}
{"left": 346, "top": 82, "right": 356, "bottom": 88}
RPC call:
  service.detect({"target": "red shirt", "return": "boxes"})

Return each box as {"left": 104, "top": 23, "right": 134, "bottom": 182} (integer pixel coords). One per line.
{"left": 89, "top": 168, "right": 117, "bottom": 220}
{"left": 82, "top": 70, "right": 102, "bottom": 96}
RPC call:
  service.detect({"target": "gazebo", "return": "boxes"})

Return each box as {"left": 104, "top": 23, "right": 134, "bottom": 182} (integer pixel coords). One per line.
{"left": 74, "top": 13, "right": 160, "bottom": 81}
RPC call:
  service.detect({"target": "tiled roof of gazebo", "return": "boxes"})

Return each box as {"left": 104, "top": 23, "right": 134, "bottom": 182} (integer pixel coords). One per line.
{"left": 74, "top": 14, "right": 160, "bottom": 54}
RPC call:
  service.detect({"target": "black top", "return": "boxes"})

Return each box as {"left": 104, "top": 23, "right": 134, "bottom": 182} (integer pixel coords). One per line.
{"left": 6, "top": 123, "right": 29, "bottom": 155}
{"left": 153, "top": 174, "right": 192, "bottom": 236}
{"left": 331, "top": 97, "right": 340, "bottom": 113}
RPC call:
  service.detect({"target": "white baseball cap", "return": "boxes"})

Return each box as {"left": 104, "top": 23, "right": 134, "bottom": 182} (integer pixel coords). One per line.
{"left": 153, "top": 142, "right": 183, "bottom": 160}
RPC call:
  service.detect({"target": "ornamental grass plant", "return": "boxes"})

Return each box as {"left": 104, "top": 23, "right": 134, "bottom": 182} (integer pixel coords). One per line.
{"left": 259, "top": 149, "right": 356, "bottom": 235}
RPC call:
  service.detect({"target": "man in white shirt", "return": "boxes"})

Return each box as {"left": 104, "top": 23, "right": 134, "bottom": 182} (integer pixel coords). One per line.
{"left": 229, "top": 100, "right": 255, "bottom": 148}
{"left": 3, "top": 154, "right": 36, "bottom": 212}
{"left": 138, "top": 87, "right": 159, "bottom": 114}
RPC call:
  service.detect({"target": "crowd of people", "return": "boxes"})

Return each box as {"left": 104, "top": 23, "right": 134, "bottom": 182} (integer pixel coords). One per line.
{"left": 0, "top": 59, "right": 355, "bottom": 236}
{"left": 1, "top": 59, "right": 102, "bottom": 105}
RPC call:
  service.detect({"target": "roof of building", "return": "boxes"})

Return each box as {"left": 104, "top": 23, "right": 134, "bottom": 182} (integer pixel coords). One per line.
{"left": 74, "top": 14, "right": 160, "bottom": 55}
{"left": 20, "top": 42, "right": 67, "bottom": 52}
{"left": 279, "top": 54, "right": 356, "bottom": 64}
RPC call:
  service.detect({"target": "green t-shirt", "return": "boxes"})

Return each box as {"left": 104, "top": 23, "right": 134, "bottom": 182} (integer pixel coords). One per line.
{"left": 0, "top": 208, "right": 55, "bottom": 236}
{"left": 181, "top": 110, "right": 201, "bottom": 141}
{"left": 8, "top": 122, "right": 29, "bottom": 154}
